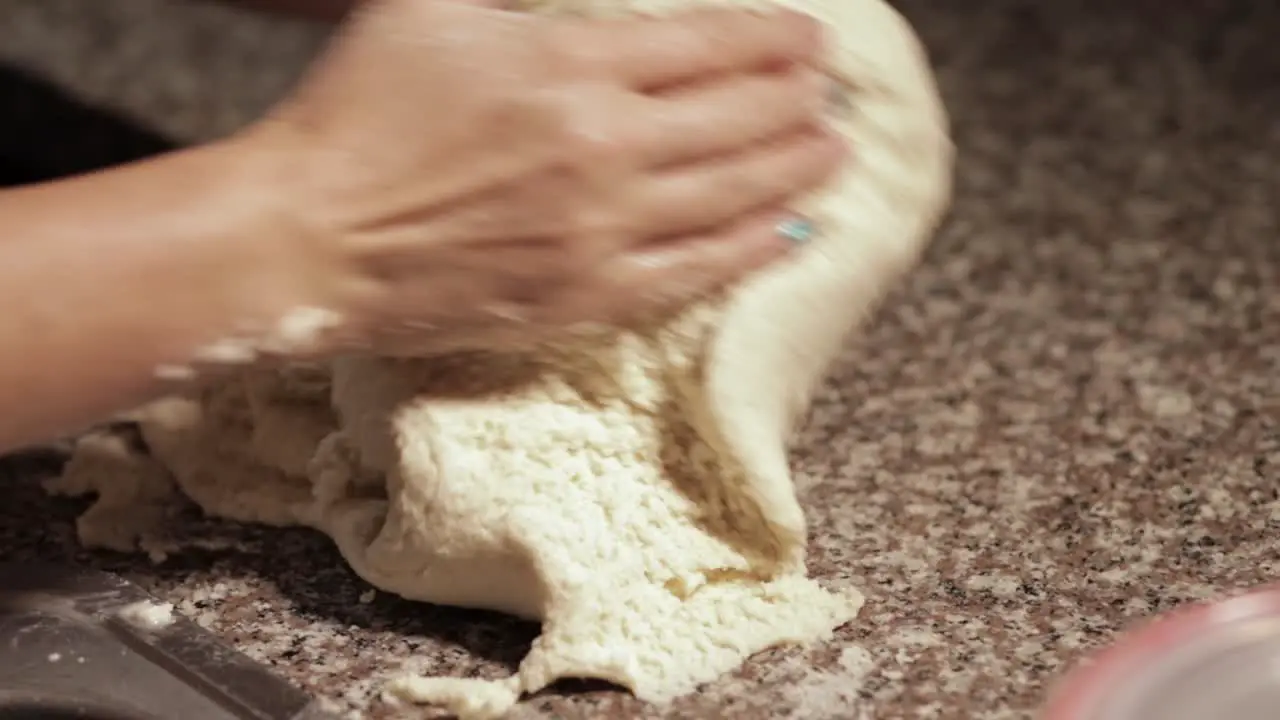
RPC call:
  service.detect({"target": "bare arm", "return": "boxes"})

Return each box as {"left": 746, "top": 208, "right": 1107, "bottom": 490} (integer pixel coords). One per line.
{"left": 208, "top": 0, "right": 359, "bottom": 22}
{"left": 0, "top": 139, "right": 293, "bottom": 452}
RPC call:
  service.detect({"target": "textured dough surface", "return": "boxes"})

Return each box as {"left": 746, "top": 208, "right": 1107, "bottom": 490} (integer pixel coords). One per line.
{"left": 52, "top": 0, "right": 952, "bottom": 717}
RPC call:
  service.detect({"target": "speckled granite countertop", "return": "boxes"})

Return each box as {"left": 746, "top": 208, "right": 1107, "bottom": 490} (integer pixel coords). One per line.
{"left": 1, "top": 0, "right": 1278, "bottom": 717}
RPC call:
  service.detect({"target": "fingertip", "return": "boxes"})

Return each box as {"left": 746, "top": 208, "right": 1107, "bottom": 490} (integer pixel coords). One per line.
{"left": 774, "top": 9, "right": 827, "bottom": 61}
{"left": 795, "top": 122, "right": 852, "bottom": 184}
{"left": 447, "top": 0, "right": 517, "bottom": 8}
{"left": 822, "top": 127, "right": 854, "bottom": 174}
{"left": 820, "top": 121, "right": 851, "bottom": 153}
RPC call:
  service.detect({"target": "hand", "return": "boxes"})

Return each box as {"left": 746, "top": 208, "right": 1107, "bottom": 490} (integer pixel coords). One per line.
{"left": 245, "top": 0, "right": 846, "bottom": 355}
{"left": 221, "top": 0, "right": 361, "bottom": 22}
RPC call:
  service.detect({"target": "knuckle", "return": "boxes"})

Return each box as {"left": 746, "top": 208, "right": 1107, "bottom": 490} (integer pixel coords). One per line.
{"left": 671, "top": 11, "right": 721, "bottom": 51}
{"left": 717, "top": 169, "right": 772, "bottom": 210}
{"left": 794, "top": 70, "right": 830, "bottom": 113}
{"left": 519, "top": 89, "right": 626, "bottom": 179}
{"left": 538, "top": 98, "right": 641, "bottom": 242}
{"left": 559, "top": 226, "right": 602, "bottom": 265}
{"left": 564, "top": 203, "right": 633, "bottom": 248}
{"left": 511, "top": 176, "right": 576, "bottom": 234}
{"left": 542, "top": 25, "right": 605, "bottom": 78}
{"left": 550, "top": 95, "right": 627, "bottom": 171}
{"left": 684, "top": 247, "right": 736, "bottom": 292}
{"left": 633, "top": 254, "right": 702, "bottom": 305}
{"left": 646, "top": 281, "right": 696, "bottom": 314}
{"left": 803, "top": 14, "right": 829, "bottom": 56}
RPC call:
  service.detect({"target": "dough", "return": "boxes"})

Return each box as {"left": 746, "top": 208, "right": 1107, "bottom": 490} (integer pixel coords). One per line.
{"left": 51, "top": 0, "right": 952, "bottom": 717}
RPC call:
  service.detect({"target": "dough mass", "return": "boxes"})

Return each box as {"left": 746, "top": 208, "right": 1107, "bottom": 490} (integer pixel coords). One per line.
{"left": 48, "top": 0, "right": 952, "bottom": 717}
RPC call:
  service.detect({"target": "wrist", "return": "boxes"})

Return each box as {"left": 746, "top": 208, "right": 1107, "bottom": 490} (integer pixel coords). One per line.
{"left": 218, "top": 0, "right": 359, "bottom": 22}
{"left": 0, "top": 127, "right": 343, "bottom": 446}
{"left": 188, "top": 131, "right": 347, "bottom": 362}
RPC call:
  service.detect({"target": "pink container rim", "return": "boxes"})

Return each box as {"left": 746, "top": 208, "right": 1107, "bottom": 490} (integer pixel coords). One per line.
{"left": 1041, "top": 584, "right": 1280, "bottom": 720}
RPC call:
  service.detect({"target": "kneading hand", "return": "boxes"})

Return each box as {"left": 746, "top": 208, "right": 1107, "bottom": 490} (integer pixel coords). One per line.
{"left": 243, "top": 0, "right": 846, "bottom": 354}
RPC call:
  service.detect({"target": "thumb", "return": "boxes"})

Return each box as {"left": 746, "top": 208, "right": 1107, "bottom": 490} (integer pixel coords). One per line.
{"left": 437, "top": 0, "right": 523, "bottom": 8}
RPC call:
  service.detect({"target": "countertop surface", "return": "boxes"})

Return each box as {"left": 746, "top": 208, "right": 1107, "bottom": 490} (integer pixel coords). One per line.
{"left": 1, "top": 0, "right": 1278, "bottom": 718}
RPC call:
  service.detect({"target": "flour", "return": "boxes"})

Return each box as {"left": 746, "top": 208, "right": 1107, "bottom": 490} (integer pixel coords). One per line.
{"left": 257, "top": 306, "right": 344, "bottom": 356}
{"left": 185, "top": 306, "right": 344, "bottom": 371}
{"left": 780, "top": 646, "right": 876, "bottom": 719}
{"left": 43, "top": 431, "right": 177, "bottom": 553}
{"left": 116, "top": 600, "right": 177, "bottom": 631}
{"left": 191, "top": 338, "right": 259, "bottom": 365}
{"left": 154, "top": 363, "right": 198, "bottom": 382}
{"left": 51, "top": 0, "right": 952, "bottom": 718}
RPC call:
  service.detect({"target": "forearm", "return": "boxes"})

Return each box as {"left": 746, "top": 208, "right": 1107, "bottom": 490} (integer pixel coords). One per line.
{"left": 0, "top": 139, "right": 292, "bottom": 452}
{"left": 209, "top": 0, "right": 358, "bottom": 22}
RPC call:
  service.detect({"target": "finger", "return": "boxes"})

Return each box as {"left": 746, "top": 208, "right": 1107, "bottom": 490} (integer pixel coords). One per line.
{"left": 629, "top": 66, "right": 828, "bottom": 168}
{"left": 629, "top": 126, "right": 847, "bottom": 240}
{"left": 442, "top": 0, "right": 516, "bottom": 6}
{"left": 559, "top": 7, "right": 824, "bottom": 90}
{"left": 596, "top": 208, "right": 807, "bottom": 324}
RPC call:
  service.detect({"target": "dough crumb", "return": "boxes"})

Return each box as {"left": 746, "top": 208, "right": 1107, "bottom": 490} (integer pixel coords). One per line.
{"left": 260, "top": 306, "right": 344, "bottom": 356}
{"left": 43, "top": 431, "right": 177, "bottom": 553}
{"left": 384, "top": 676, "right": 521, "bottom": 720}
{"left": 192, "top": 338, "right": 257, "bottom": 365}
{"left": 154, "top": 363, "right": 196, "bottom": 382}
{"left": 116, "top": 600, "right": 176, "bottom": 630}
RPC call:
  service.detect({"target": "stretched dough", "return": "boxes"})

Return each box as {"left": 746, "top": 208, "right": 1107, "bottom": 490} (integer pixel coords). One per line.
{"left": 53, "top": 0, "right": 952, "bottom": 717}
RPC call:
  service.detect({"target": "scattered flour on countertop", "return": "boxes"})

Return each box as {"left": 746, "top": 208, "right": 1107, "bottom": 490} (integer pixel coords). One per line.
{"left": 49, "top": 0, "right": 952, "bottom": 718}
{"left": 780, "top": 646, "right": 876, "bottom": 719}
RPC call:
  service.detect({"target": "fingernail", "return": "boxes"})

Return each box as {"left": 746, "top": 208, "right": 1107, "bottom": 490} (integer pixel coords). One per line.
{"left": 776, "top": 215, "right": 816, "bottom": 246}
{"left": 828, "top": 84, "right": 851, "bottom": 115}
{"left": 802, "top": 70, "right": 828, "bottom": 113}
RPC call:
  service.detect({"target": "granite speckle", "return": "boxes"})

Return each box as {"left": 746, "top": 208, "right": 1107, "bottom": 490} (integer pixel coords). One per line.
{"left": 1, "top": 0, "right": 1279, "bottom": 717}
